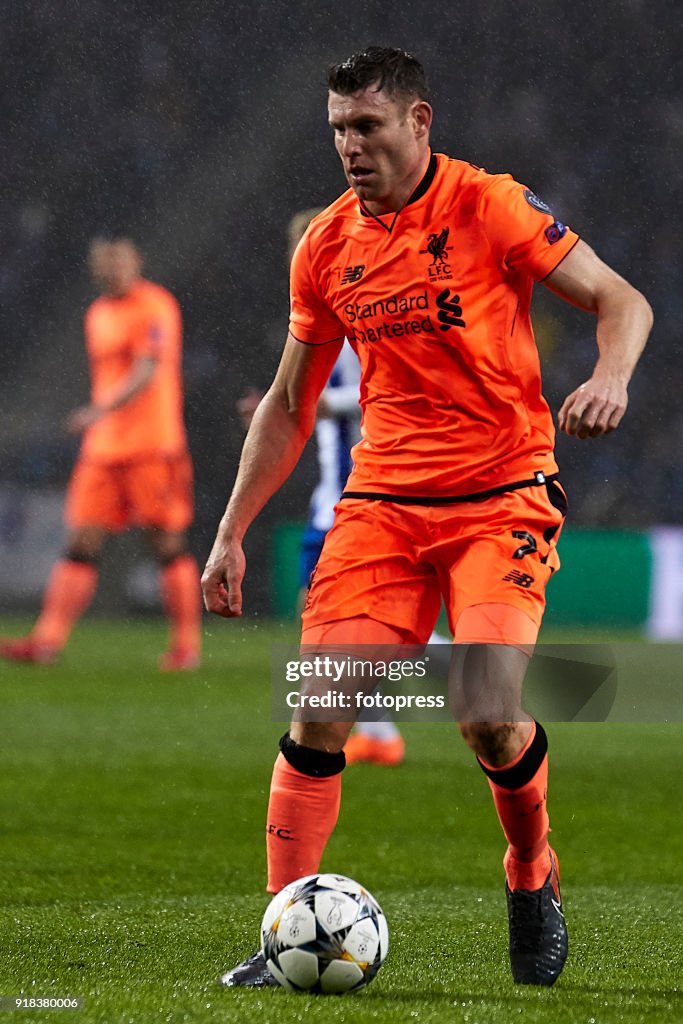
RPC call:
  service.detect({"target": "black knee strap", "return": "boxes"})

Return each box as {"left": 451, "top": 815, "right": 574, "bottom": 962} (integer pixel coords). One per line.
{"left": 279, "top": 732, "right": 346, "bottom": 778}
{"left": 477, "top": 720, "right": 548, "bottom": 790}
{"left": 64, "top": 552, "right": 100, "bottom": 566}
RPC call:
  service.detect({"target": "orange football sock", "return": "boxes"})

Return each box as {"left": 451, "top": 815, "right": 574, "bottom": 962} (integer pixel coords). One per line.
{"left": 266, "top": 751, "right": 342, "bottom": 894}
{"left": 479, "top": 720, "right": 552, "bottom": 891}
{"left": 32, "top": 559, "right": 98, "bottom": 650}
{"left": 160, "top": 555, "right": 202, "bottom": 654}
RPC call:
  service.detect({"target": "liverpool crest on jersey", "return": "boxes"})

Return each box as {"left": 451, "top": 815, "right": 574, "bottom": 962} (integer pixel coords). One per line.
{"left": 420, "top": 227, "right": 453, "bottom": 281}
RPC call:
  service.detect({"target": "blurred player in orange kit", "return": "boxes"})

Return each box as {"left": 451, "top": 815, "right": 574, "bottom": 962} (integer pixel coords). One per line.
{"left": 0, "top": 237, "right": 202, "bottom": 671}
{"left": 202, "top": 48, "right": 653, "bottom": 988}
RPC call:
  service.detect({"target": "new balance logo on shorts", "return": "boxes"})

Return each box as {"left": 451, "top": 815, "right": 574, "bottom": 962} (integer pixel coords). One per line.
{"left": 502, "top": 569, "right": 535, "bottom": 588}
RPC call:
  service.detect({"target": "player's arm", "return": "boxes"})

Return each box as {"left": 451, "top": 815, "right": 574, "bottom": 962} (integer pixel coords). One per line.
{"left": 543, "top": 240, "right": 653, "bottom": 438}
{"left": 202, "top": 333, "right": 343, "bottom": 617}
{"left": 67, "top": 356, "right": 159, "bottom": 435}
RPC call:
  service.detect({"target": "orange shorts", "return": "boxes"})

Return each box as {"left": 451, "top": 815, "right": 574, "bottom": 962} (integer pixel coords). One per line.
{"left": 65, "top": 453, "right": 194, "bottom": 533}
{"left": 301, "top": 480, "right": 567, "bottom": 646}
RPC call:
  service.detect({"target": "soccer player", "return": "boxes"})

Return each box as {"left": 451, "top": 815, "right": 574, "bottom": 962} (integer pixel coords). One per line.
{"left": 0, "top": 237, "right": 202, "bottom": 671}
{"left": 202, "top": 48, "right": 652, "bottom": 986}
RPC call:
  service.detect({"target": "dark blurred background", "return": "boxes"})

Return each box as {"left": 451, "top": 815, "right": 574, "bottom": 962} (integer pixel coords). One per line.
{"left": 0, "top": 0, "right": 679, "bottom": 613}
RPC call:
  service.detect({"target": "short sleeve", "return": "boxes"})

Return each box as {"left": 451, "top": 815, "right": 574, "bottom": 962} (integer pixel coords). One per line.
{"left": 289, "top": 229, "right": 347, "bottom": 345}
{"left": 135, "top": 291, "right": 180, "bottom": 358}
{"left": 478, "top": 175, "right": 580, "bottom": 281}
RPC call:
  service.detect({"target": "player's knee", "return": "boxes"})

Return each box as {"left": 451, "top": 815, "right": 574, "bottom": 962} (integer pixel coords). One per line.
{"left": 148, "top": 530, "right": 187, "bottom": 563}
{"left": 458, "top": 721, "right": 519, "bottom": 764}
{"left": 65, "top": 530, "right": 105, "bottom": 562}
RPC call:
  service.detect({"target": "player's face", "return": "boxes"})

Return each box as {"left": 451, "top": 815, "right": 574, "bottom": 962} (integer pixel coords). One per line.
{"left": 88, "top": 239, "right": 141, "bottom": 296}
{"left": 88, "top": 241, "right": 112, "bottom": 285}
{"left": 328, "top": 86, "right": 432, "bottom": 214}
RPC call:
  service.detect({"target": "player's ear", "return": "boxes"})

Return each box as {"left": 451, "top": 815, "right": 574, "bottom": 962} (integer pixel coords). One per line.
{"left": 411, "top": 100, "right": 432, "bottom": 139}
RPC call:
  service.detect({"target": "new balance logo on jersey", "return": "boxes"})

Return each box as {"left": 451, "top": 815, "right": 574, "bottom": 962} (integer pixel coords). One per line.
{"left": 341, "top": 264, "right": 366, "bottom": 284}
{"left": 436, "top": 289, "right": 466, "bottom": 331}
{"left": 502, "top": 569, "right": 535, "bottom": 588}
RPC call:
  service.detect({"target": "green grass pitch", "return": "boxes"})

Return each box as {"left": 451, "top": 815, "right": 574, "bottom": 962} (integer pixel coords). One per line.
{"left": 0, "top": 618, "right": 680, "bottom": 1024}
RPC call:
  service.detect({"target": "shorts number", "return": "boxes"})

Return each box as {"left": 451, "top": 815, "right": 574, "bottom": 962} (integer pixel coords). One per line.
{"left": 512, "top": 530, "right": 537, "bottom": 560}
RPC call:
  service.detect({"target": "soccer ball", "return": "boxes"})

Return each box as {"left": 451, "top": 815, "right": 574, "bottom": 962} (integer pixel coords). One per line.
{"left": 261, "top": 872, "right": 389, "bottom": 994}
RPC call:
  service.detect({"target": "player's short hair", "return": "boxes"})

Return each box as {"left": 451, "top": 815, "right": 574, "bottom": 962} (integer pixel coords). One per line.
{"left": 327, "top": 47, "right": 431, "bottom": 104}
{"left": 90, "top": 233, "right": 139, "bottom": 250}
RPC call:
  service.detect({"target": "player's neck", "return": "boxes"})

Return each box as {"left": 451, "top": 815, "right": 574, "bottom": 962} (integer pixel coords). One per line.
{"left": 104, "top": 276, "right": 141, "bottom": 298}
{"left": 363, "top": 150, "right": 433, "bottom": 217}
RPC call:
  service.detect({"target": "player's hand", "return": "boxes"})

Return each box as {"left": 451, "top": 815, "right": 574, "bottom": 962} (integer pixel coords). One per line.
{"left": 558, "top": 375, "right": 628, "bottom": 439}
{"left": 67, "top": 405, "right": 104, "bottom": 435}
{"left": 201, "top": 537, "right": 246, "bottom": 617}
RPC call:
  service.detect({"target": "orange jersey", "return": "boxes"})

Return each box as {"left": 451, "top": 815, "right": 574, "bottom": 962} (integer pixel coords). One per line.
{"left": 289, "top": 153, "right": 580, "bottom": 496}
{"left": 81, "top": 279, "right": 187, "bottom": 462}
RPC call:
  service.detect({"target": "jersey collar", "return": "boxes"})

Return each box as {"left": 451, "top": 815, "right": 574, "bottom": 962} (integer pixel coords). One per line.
{"left": 359, "top": 151, "right": 438, "bottom": 232}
